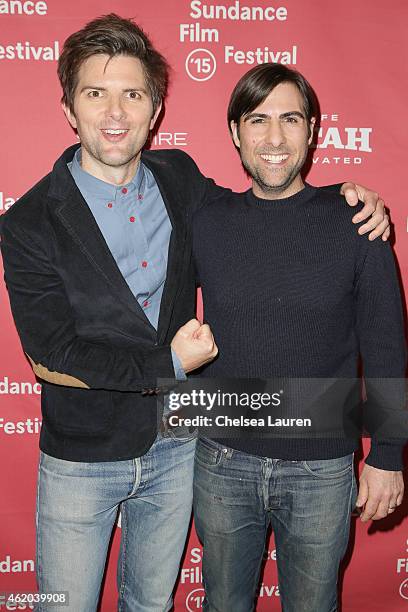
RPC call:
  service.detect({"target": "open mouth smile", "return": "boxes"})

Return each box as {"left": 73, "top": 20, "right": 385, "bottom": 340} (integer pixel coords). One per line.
{"left": 260, "top": 154, "right": 289, "bottom": 164}
{"left": 100, "top": 129, "right": 129, "bottom": 142}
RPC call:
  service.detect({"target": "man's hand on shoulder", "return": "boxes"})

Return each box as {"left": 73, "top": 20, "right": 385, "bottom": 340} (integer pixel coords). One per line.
{"left": 340, "top": 182, "right": 390, "bottom": 241}
{"left": 356, "top": 463, "right": 404, "bottom": 522}
{"left": 171, "top": 319, "right": 218, "bottom": 373}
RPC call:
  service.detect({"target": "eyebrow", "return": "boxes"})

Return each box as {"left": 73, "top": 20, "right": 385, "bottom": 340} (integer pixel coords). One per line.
{"left": 243, "top": 110, "right": 305, "bottom": 122}
{"left": 281, "top": 111, "right": 305, "bottom": 119}
{"left": 80, "top": 86, "right": 148, "bottom": 94}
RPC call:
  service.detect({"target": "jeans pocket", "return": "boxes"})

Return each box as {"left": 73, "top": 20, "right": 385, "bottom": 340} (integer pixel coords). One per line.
{"left": 302, "top": 454, "right": 354, "bottom": 479}
{"left": 165, "top": 426, "right": 198, "bottom": 442}
{"left": 195, "top": 437, "right": 223, "bottom": 467}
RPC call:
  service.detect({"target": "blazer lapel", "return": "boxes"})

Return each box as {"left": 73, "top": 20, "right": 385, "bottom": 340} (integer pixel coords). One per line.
{"left": 142, "top": 153, "right": 187, "bottom": 343}
{"left": 53, "top": 178, "right": 153, "bottom": 328}
{"left": 48, "top": 145, "right": 187, "bottom": 339}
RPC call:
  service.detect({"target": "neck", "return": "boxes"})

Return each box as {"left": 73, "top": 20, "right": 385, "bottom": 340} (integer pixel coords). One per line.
{"left": 252, "top": 174, "right": 304, "bottom": 200}
{"left": 80, "top": 150, "right": 140, "bottom": 186}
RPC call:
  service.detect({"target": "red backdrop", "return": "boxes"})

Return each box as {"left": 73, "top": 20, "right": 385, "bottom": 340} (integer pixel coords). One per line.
{"left": 1, "top": 1, "right": 407, "bottom": 610}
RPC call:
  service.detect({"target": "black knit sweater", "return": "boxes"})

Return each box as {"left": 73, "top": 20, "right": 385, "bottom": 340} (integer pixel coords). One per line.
{"left": 193, "top": 184, "right": 406, "bottom": 470}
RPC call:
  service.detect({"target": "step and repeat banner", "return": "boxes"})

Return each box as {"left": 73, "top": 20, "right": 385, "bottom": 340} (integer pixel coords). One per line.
{"left": 1, "top": 1, "right": 407, "bottom": 610}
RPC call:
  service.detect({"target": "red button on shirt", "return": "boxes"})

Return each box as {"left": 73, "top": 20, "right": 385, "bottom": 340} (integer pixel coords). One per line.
{"left": 142, "top": 261, "right": 148, "bottom": 268}
{"left": 138, "top": 194, "right": 143, "bottom": 200}
{"left": 122, "top": 187, "right": 128, "bottom": 194}
{"left": 129, "top": 216, "right": 135, "bottom": 223}
{"left": 143, "top": 300, "right": 149, "bottom": 308}
{"left": 107, "top": 202, "right": 113, "bottom": 208}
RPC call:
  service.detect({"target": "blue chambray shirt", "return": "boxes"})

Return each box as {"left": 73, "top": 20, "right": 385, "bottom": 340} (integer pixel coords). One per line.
{"left": 68, "top": 147, "right": 185, "bottom": 379}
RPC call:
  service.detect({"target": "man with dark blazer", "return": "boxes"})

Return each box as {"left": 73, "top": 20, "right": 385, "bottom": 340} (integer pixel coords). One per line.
{"left": 0, "top": 13, "right": 390, "bottom": 612}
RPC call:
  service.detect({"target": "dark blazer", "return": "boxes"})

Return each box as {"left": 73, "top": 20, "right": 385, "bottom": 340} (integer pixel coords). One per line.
{"left": 0, "top": 144, "right": 224, "bottom": 461}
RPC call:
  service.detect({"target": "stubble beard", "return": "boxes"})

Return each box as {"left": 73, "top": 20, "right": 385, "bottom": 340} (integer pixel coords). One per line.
{"left": 84, "top": 140, "right": 140, "bottom": 169}
{"left": 241, "top": 148, "right": 308, "bottom": 198}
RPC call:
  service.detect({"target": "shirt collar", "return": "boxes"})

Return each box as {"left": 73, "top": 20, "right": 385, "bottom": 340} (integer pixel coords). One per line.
{"left": 69, "top": 147, "right": 145, "bottom": 199}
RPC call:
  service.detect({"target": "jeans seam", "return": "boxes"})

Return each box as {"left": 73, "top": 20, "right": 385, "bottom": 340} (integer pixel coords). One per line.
{"left": 117, "top": 503, "right": 128, "bottom": 611}
{"left": 36, "top": 453, "right": 44, "bottom": 612}
{"left": 128, "top": 457, "right": 142, "bottom": 497}
{"left": 196, "top": 441, "right": 223, "bottom": 467}
{"left": 343, "top": 465, "right": 355, "bottom": 551}
{"left": 250, "top": 521, "right": 268, "bottom": 610}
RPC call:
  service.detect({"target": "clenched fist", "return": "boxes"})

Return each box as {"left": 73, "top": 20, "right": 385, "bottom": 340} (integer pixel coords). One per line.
{"left": 171, "top": 319, "right": 218, "bottom": 373}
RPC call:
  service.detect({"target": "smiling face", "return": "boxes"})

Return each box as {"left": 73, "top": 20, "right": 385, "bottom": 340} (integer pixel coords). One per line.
{"left": 231, "top": 81, "right": 315, "bottom": 199}
{"left": 63, "top": 54, "right": 161, "bottom": 184}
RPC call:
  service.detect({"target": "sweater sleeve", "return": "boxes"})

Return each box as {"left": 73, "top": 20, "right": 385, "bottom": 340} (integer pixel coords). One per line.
{"left": 176, "top": 151, "right": 230, "bottom": 214}
{"left": 320, "top": 183, "right": 343, "bottom": 193}
{"left": 354, "top": 238, "right": 407, "bottom": 470}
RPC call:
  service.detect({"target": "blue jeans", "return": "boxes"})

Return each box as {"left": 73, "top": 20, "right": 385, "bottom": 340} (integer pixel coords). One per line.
{"left": 36, "top": 430, "right": 197, "bottom": 612}
{"left": 193, "top": 437, "right": 357, "bottom": 612}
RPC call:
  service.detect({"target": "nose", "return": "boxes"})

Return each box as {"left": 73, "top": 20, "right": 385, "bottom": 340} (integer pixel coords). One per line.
{"left": 265, "top": 119, "right": 285, "bottom": 148}
{"left": 106, "top": 95, "right": 126, "bottom": 122}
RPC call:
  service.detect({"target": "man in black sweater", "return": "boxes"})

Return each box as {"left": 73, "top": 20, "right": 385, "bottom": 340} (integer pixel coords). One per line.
{"left": 192, "top": 64, "right": 406, "bottom": 611}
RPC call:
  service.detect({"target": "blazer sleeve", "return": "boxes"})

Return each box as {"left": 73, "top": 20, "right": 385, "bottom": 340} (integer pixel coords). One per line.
{"left": 1, "top": 219, "right": 175, "bottom": 392}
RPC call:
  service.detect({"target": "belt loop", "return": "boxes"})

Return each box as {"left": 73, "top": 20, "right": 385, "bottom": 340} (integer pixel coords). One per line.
{"left": 159, "top": 413, "right": 169, "bottom": 434}
{"left": 225, "top": 446, "right": 234, "bottom": 460}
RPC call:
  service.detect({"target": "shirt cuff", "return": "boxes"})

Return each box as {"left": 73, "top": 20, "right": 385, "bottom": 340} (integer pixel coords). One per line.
{"left": 171, "top": 348, "right": 187, "bottom": 381}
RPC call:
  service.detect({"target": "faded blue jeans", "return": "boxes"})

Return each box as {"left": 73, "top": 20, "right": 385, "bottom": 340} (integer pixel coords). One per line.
{"left": 36, "top": 429, "right": 197, "bottom": 612}
{"left": 194, "top": 437, "right": 357, "bottom": 612}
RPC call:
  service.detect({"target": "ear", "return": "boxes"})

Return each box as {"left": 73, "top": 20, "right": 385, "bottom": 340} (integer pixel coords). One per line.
{"left": 150, "top": 101, "right": 162, "bottom": 131}
{"left": 62, "top": 103, "right": 77, "bottom": 130}
{"left": 308, "top": 117, "right": 316, "bottom": 146}
{"left": 230, "top": 120, "right": 240, "bottom": 148}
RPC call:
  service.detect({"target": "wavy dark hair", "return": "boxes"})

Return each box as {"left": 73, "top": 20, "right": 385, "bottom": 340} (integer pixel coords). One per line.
{"left": 58, "top": 13, "right": 169, "bottom": 114}
{"left": 228, "top": 63, "right": 318, "bottom": 138}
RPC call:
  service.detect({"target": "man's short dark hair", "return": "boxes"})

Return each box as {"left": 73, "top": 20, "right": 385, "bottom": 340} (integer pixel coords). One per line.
{"left": 58, "top": 13, "right": 169, "bottom": 115}
{"left": 227, "top": 63, "right": 318, "bottom": 137}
